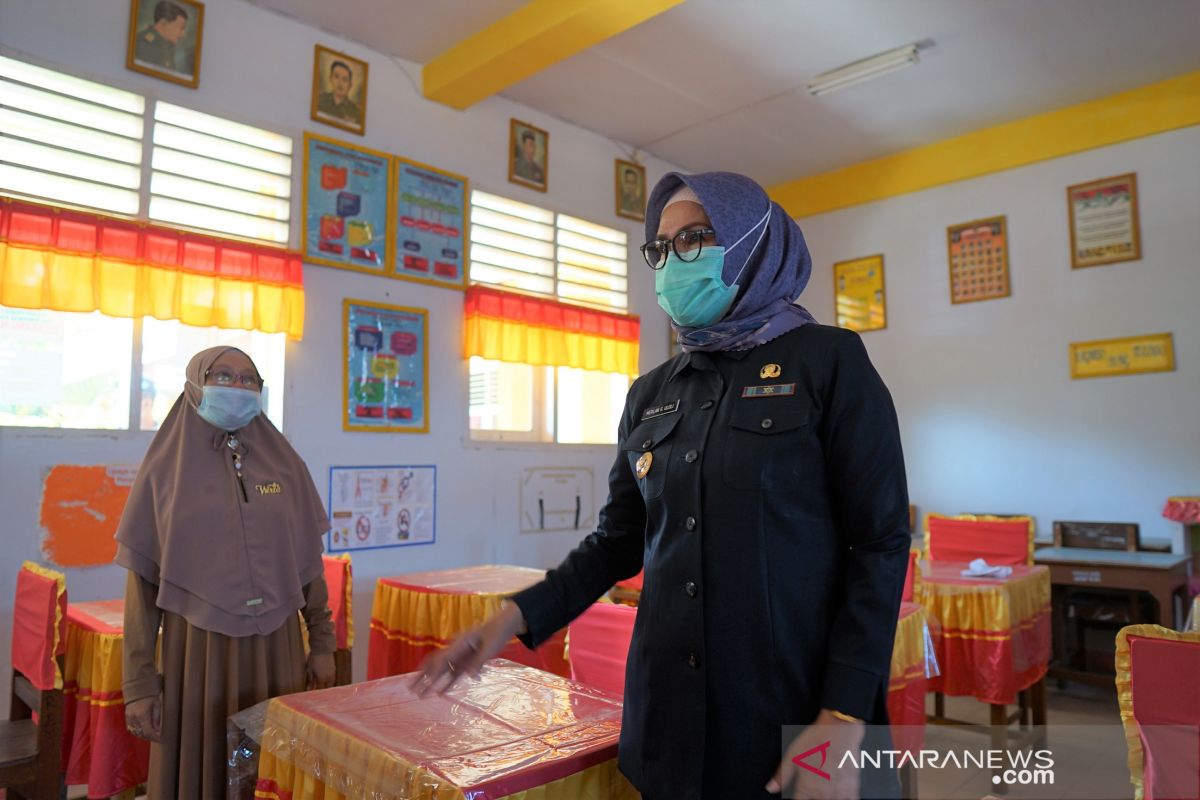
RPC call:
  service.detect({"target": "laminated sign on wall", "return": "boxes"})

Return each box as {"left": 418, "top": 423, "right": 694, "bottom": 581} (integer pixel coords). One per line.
{"left": 520, "top": 468, "right": 594, "bottom": 533}
{"left": 327, "top": 465, "right": 436, "bottom": 552}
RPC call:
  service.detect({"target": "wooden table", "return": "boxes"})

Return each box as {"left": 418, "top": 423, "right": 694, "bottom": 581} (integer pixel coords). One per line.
{"left": 62, "top": 599, "right": 149, "bottom": 799}
{"left": 367, "top": 565, "right": 569, "bottom": 679}
{"left": 254, "top": 659, "right": 637, "bottom": 799}
{"left": 1034, "top": 547, "right": 1191, "bottom": 686}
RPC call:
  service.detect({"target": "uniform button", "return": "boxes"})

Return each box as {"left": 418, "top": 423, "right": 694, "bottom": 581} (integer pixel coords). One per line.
{"left": 700, "top": 400, "right": 714, "bottom": 410}
{"left": 760, "top": 418, "right": 774, "bottom": 429}
{"left": 687, "top": 652, "right": 700, "bottom": 669}
{"left": 684, "top": 449, "right": 698, "bottom": 462}
{"left": 641, "top": 438, "right": 653, "bottom": 449}
{"left": 685, "top": 581, "right": 698, "bottom": 597}
{"left": 685, "top": 516, "right": 697, "bottom": 531}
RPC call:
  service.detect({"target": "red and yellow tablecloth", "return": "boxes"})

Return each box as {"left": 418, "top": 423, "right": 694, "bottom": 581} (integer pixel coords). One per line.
{"left": 254, "top": 659, "right": 638, "bottom": 800}
{"left": 61, "top": 599, "right": 149, "bottom": 798}
{"left": 368, "top": 566, "right": 569, "bottom": 680}
{"left": 917, "top": 561, "right": 1050, "bottom": 705}
{"left": 888, "top": 601, "right": 936, "bottom": 754}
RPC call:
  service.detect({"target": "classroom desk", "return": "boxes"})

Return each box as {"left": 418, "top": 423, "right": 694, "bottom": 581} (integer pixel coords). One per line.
{"left": 367, "top": 566, "right": 569, "bottom": 679}
{"left": 1034, "top": 547, "right": 1191, "bottom": 685}
{"left": 254, "top": 659, "right": 637, "bottom": 800}
{"left": 61, "top": 599, "right": 149, "bottom": 799}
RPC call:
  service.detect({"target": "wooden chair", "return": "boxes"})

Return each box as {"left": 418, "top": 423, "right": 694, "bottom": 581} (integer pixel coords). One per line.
{"left": 2, "top": 561, "right": 67, "bottom": 799}
{"left": 566, "top": 602, "right": 636, "bottom": 697}
{"left": 926, "top": 513, "right": 1035, "bottom": 566}
{"left": 1115, "top": 624, "right": 1200, "bottom": 799}
{"left": 322, "top": 554, "right": 354, "bottom": 686}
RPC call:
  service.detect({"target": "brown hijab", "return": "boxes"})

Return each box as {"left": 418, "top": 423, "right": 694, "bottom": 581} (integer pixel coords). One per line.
{"left": 115, "top": 347, "right": 329, "bottom": 637}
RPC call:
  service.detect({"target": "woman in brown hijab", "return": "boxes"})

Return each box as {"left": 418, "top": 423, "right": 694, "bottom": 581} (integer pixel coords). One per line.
{"left": 115, "top": 346, "right": 336, "bottom": 799}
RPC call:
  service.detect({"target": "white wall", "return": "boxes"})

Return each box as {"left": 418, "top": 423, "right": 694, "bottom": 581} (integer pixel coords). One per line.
{"left": 0, "top": 0, "right": 679, "bottom": 695}
{"left": 796, "top": 126, "right": 1200, "bottom": 548}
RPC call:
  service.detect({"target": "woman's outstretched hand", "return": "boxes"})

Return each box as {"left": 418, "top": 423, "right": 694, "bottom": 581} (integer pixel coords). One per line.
{"left": 409, "top": 601, "right": 528, "bottom": 697}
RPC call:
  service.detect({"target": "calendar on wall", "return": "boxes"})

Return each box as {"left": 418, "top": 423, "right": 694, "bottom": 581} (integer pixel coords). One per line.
{"left": 946, "top": 215, "right": 1010, "bottom": 304}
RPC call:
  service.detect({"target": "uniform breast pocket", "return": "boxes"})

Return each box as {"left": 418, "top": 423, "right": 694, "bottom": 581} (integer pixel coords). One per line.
{"left": 721, "top": 401, "right": 812, "bottom": 491}
{"left": 622, "top": 413, "right": 682, "bottom": 501}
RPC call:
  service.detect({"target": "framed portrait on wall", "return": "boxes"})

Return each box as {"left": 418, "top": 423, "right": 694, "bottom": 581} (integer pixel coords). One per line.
{"left": 343, "top": 299, "right": 428, "bottom": 433}
{"left": 833, "top": 254, "right": 886, "bottom": 332}
{"left": 311, "top": 45, "right": 368, "bottom": 136}
{"left": 126, "top": 0, "right": 205, "bottom": 88}
{"left": 615, "top": 159, "right": 647, "bottom": 221}
{"left": 1067, "top": 172, "right": 1141, "bottom": 269}
{"left": 946, "top": 215, "right": 1010, "bottom": 304}
{"left": 509, "top": 118, "right": 548, "bottom": 192}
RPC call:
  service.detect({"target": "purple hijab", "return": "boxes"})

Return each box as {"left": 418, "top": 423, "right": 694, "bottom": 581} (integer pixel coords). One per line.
{"left": 646, "top": 171, "right": 816, "bottom": 352}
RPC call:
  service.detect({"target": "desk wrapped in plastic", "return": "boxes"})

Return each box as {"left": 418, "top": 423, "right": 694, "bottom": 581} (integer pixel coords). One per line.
{"left": 254, "top": 659, "right": 637, "bottom": 800}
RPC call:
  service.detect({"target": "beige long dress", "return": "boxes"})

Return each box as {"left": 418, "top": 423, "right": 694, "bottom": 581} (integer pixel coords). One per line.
{"left": 123, "top": 571, "right": 335, "bottom": 799}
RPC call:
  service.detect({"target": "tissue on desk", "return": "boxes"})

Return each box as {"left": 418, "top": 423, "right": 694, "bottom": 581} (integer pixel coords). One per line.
{"left": 960, "top": 558, "right": 1013, "bottom": 579}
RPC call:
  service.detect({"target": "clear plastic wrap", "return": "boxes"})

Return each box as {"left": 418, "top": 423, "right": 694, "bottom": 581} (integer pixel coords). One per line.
{"left": 255, "top": 659, "right": 636, "bottom": 799}
{"left": 227, "top": 697, "right": 272, "bottom": 800}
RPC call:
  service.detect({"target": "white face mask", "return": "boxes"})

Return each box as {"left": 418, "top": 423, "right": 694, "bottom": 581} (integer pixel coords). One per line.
{"left": 190, "top": 383, "right": 262, "bottom": 431}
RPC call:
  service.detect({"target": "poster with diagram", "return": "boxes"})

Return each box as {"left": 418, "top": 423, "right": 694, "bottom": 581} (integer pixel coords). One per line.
{"left": 327, "top": 465, "right": 436, "bottom": 552}
{"left": 303, "top": 132, "right": 391, "bottom": 274}
{"left": 343, "top": 299, "right": 427, "bottom": 432}
{"left": 946, "top": 215, "right": 1010, "bottom": 304}
{"left": 393, "top": 157, "right": 468, "bottom": 290}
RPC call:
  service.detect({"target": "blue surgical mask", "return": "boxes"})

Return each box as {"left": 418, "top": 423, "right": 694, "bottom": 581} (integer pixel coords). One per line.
{"left": 656, "top": 247, "right": 737, "bottom": 328}
{"left": 655, "top": 206, "right": 772, "bottom": 328}
{"left": 195, "top": 385, "right": 261, "bottom": 431}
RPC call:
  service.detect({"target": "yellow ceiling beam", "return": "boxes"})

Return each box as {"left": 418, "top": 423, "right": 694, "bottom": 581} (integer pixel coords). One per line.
{"left": 422, "top": 0, "right": 684, "bottom": 110}
{"left": 770, "top": 70, "right": 1200, "bottom": 219}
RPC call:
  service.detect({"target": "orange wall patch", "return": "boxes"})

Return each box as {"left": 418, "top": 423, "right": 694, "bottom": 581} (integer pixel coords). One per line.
{"left": 40, "top": 465, "right": 138, "bottom": 568}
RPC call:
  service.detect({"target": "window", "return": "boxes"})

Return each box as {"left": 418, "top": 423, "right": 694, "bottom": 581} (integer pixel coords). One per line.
{"left": 0, "top": 55, "right": 293, "bottom": 245}
{"left": 0, "top": 307, "right": 286, "bottom": 431}
{"left": 467, "top": 191, "right": 633, "bottom": 444}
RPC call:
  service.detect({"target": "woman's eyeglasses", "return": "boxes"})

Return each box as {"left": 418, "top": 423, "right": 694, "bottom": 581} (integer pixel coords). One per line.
{"left": 205, "top": 369, "right": 262, "bottom": 390}
{"left": 640, "top": 228, "right": 717, "bottom": 270}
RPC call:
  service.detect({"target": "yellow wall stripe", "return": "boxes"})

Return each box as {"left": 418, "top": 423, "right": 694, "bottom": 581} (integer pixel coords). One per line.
{"left": 769, "top": 71, "right": 1200, "bottom": 219}
{"left": 423, "top": 0, "right": 684, "bottom": 110}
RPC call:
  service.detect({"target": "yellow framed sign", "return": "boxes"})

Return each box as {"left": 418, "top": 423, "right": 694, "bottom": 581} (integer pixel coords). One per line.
{"left": 834, "top": 254, "right": 886, "bottom": 332}
{"left": 1067, "top": 172, "right": 1141, "bottom": 269}
{"left": 1069, "top": 333, "right": 1174, "bottom": 379}
{"left": 303, "top": 132, "right": 394, "bottom": 277}
{"left": 343, "top": 299, "right": 429, "bottom": 432}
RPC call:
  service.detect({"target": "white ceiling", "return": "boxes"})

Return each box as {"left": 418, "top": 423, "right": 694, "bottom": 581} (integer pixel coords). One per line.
{"left": 248, "top": 0, "right": 1200, "bottom": 186}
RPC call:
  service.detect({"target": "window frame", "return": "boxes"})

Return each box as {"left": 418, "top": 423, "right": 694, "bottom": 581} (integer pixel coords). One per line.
{"left": 0, "top": 46, "right": 300, "bottom": 248}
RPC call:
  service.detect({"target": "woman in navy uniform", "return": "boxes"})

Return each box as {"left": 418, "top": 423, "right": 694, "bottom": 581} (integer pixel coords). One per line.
{"left": 414, "top": 172, "right": 909, "bottom": 800}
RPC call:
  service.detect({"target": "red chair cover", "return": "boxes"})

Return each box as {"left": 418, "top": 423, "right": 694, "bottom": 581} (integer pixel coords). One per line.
{"left": 322, "top": 554, "right": 353, "bottom": 650}
{"left": 12, "top": 561, "right": 68, "bottom": 690}
{"left": 926, "top": 514, "right": 1033, "bottom": 566}
{"left": 901, "top": 550, "right": 919, "bottom": 602}
{"left": 614, "top": 570, "right": 643, "bottom": 592}
{"left": 567, "top": 602, "right": 636, "bottom": 697}
{"left": 1130, "top": 635, "right": 1200, "bottom": 799}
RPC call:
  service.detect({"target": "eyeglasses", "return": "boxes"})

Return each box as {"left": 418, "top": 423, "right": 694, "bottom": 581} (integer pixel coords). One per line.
{"left": 205, "top": 368, "right": 262, "bottom": 390}
{"left": 640, "top": 228, "right": 717, "bottom": 270}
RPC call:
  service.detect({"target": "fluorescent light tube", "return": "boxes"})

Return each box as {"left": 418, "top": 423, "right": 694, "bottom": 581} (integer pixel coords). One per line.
{"left": 806, "top": 44, "right": 922, "bottom": 96}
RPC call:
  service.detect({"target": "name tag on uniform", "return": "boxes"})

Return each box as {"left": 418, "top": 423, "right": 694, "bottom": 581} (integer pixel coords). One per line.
{"left": 641, "top": 399, "right": 680, "bottom": 420}
{"left": 741, "top": 383, "right": 796, "bottom": 398}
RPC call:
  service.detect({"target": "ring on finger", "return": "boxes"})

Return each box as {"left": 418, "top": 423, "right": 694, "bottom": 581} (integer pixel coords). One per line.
{"left": 447, "top": 661, "right": 457, "bottom": 674}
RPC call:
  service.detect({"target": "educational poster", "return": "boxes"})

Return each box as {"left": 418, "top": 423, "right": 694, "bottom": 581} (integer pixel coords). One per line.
{"left": 343, "top": 299, "right": 427, "bottom": 432}
{"left": 833, "top": 254, "right": 886, "bottom": 332}
{"left": 519, "top": 468, "right": 595, "bottom": 533}
{"left": 1069, "top": 332, "right": 1174, "bottom": 379}
{"left": 393, "top": 157, "right": 468, "bottom": 290}
{"left": 1068, "top": 173, "right": 1141, "bottom": 269}
{"left": 303, "top": 132, "right": 391, "bottom": 274}
{"left": 947, "top": 215, "right": 1010, "bottom": 304}
{"left": 327, "top": 465, "right": 436, "bottom": 552}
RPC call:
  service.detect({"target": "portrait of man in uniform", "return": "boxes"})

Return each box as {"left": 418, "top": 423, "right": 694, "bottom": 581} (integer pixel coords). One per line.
{"left": 311, "top": 45, "right": 369, "bottom": 136}
{"left": 126, "top": 0, "right": 204, "bottom": 88}
{"left": 615, "top": 159, "right": 647, "bottom": 221}
{"left": 508, "top": 119, "right": 549, "bottom": 192}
